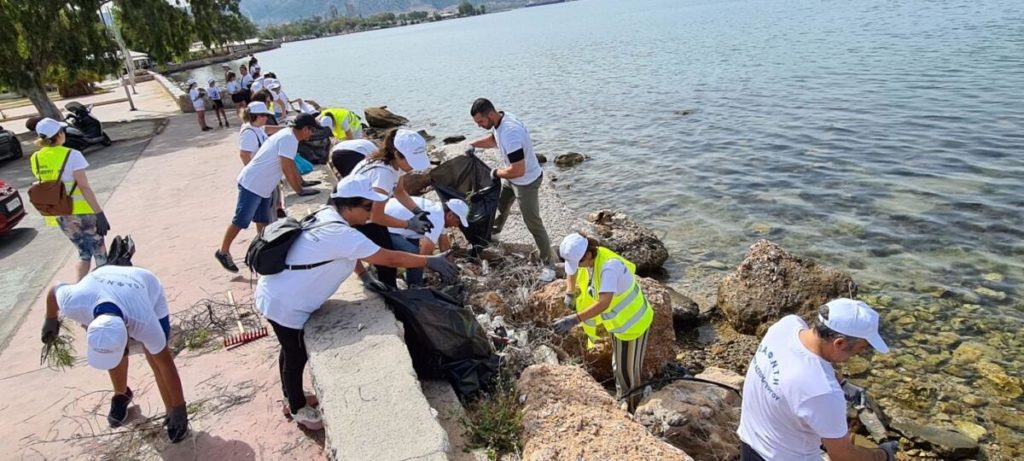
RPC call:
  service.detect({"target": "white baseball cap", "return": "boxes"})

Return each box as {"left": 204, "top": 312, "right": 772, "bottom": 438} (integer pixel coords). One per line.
{"left": 394, "top": 129, "right": 429, "bottom": 172}
{"left": 186, "top": 78, "right": 196, "bottom": 86}
{"left": 445, "top": 199, "right": 470, "bottom": 227}
{"left": 208, "top": 78, "right": 216, "bottom": 84}
{"left": 318, "top": 114, "right": 334, "bottom": 129}
{"left": 86, "top": 315, "right": 129, "bottom": 370}
{"left": 559, "top": 233, "right": 589, "bottom": 275}
{"left": 820, "top": 298, "right": 890, "bottom": 353}
{"left": 35, "top": 118, "right": 67, "bottom": 138}
{"left": 331, "top": 174, "right": 388, "bottom": 201}
{"left": 267, "top": 80, "right": 281, "bottom": 90}
{"left": 247, "top": 101, "right": 272, "bottom": 115}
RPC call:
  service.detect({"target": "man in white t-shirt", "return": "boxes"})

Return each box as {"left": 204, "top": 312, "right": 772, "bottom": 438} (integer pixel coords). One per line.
{"left": 467, "top": 98, "right": 553, "bottom": 279}
{"left": 41, "top": 265, "right": 189, "bottom": 443}
{"left": 255, "top": 174, "right": 460, "bottom": 430}
{"left": 737, "top": 299, "right": 898, "bottom": 461}
{"left": 215, "top": 113, "right": 321, "bottom": 273}
{"left": 384, "top": 196, "right": 469, "bottom": 287}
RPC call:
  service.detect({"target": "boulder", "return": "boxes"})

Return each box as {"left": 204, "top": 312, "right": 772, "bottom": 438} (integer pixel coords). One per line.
{"left": 554, "top": 152, "right": 585, "bottom": 167}
{"left": 669, "top": 287, "right": 700, "bottom": 329}
{"left": 889, "top": 418, "right": 979, "bottom": 459}
{"left": 635, "top": 380, "right": 741, "bottom": 461}
{"left": 536, "top": 153, "right": 548, "bottom": 164}
{"left": 587, "top": 210, "right": 669, "bottom": 276}
{"left": 517, "top": 364, "right": 692, "bottom": 461}
{"left": 363, "top": 106, "right": 408, "bottom": 129}
{"left": 694, "top": 366, "right": 744, "bottom": 391}
{"left": 402, "top": 170, "right": 433, "bottom": 196}
{"left": 717, "top": 240, "right": 858, "bottom": 335}
{"left": 442, "top": 135, "right": 466, "bottom": 144}
{"left": 416, "top": 129, "right": 434, "bottom": 141}
{"left": 523, "top": 278, "right": 676, "bottom": 384}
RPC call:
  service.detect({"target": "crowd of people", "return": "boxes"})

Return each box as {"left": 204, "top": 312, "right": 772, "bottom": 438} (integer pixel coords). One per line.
{"left": 26, "top": 55, "right": 898, "bottom": 460}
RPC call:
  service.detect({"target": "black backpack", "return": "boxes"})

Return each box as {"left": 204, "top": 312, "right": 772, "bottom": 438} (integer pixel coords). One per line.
{"left": 244, "top": 211, "right": 340, "bottom": 275}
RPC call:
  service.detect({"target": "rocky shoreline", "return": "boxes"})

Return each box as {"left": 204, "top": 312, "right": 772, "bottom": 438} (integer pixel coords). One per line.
{"left": 356, "top": 107, "right": 1018, "bottom": 460}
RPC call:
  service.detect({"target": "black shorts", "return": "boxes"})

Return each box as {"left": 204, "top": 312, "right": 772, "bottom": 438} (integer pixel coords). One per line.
{"left": 231, "top": 90, "right": 251, "bottom": 104}
{"left": 213, "top": 99, "right": 225, "bottom": 109}
{"left": 331, "top": 150, "right": 366, "bottom": 178}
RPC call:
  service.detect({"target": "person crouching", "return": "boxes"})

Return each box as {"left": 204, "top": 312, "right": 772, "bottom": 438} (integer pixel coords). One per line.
{"left": 255, "top": 174, "right": 461, "bottom": 430}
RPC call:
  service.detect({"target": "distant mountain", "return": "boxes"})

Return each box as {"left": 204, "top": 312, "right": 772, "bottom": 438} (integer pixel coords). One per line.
{"left": 240, "top": 0, "right": 526, "bottom": 25}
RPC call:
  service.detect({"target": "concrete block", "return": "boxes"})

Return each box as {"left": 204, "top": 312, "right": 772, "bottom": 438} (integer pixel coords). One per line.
{"left": 305, "top": 278, "right": 449, "bottom": 461}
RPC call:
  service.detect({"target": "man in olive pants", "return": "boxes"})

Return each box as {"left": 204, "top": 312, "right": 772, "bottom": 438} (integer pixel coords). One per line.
{"left": 468, "top": 98, "right": 554, "bottom": 279}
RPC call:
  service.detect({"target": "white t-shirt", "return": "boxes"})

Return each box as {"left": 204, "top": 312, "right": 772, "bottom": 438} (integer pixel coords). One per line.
{"left": 55, "top": 265, "right": 170, "bottom": 354}
{"left": 208, "top": 85, "right": 222, "bottom": 100}
{"left": 239, "top": 123, "right": 267, "bottom": 154}
{"left": 737, "top": 315, "right": 848, "bottom": 461}
{"left": 237, "top": 128, "right": 298, "bottom": 198}
{"left": 52, "top": 149, "right": 88, "bottom": 182}
{"left": 250, "top": 80, "right": 264, "bottom": 93}
{"left": 493, "top": 112, "right": 542, "bottom": 186}
{"left": 386, "top": 196, "right": 444, "bottom": 244}
{"left": 351, "top": 159, "right": 401, "bottom": 198}
{"left": 226, "top": 81, "right": 241, "bottom": 94}
{"left": 568, "top": 257, "right": 632, "bottom": 296}
{"left": 249, "top": 64, "right": 260, "bottom": 75}
{"left": 189, "top": 87, "right": 205, "bottom": 110}
{"left": 241, "top": 74, "right": 254, "bottom": 88}
{"left": 256, "top": 208, "right": 380, "bottom": 329}
{"left": 333, "top": 139, "right": 378, "bottom": 157}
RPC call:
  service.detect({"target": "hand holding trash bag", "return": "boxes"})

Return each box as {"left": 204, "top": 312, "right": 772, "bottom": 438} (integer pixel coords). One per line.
{"left": 425, "top": 251, "right": 459, "bottom": 283}
{"left": 360, "top": 271, "right": 391, "bottom": 293}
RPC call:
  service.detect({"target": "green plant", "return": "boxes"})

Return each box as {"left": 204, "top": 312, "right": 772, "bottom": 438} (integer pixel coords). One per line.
{"left": 183, "top": 326, "right": 211, "bottom": 350}
{"left": 459, "top": 378, "right": 523, "bottom": 459}
{"left": 40, "top": 321, "right": 76, "bottom": 371}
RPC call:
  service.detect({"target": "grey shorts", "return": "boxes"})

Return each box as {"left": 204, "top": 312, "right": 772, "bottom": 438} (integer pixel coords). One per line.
{"left": 57, "top": 214, "right": 108, "bottom": 264}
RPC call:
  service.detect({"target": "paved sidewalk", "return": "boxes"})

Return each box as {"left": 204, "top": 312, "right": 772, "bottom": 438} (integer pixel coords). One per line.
{"left": 0, "top": 110, "right": 329, "bottom": 459}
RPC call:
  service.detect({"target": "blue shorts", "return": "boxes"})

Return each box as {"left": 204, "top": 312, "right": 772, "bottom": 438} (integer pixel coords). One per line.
{"left": 158, "top": 316, "right": 170, "bottom": 340}
{"left": 232, "top": 184, "right": 272, "bottom": 229}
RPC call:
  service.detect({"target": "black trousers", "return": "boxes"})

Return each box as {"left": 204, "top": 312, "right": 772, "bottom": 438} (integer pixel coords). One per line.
{"left": 331, "top": 150, "right": 365, "bottom": 178}
{"left": 269, "top": 319, "right": 308, "bottom": 414}
{"left": 740, "top": 442, "right": 767, "bottom": 461}
{"left": 355, "top": 222, "right": 396, "bottom": 287}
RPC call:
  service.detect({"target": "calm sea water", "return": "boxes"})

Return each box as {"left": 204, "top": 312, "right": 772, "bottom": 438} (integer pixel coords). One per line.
{"left": 177, "top": 0, "right": 1024, "bottom": 452}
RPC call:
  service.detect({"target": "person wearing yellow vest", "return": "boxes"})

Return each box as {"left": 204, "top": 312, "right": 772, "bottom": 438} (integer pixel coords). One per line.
{"left": 552, "top": 232, "right": 654, "bottom": 412}
{"left": 30, "top": 118, "right": 110, "bottom": 280}
{"left": 317, "top": 107, "right": 363, "bottom": 141}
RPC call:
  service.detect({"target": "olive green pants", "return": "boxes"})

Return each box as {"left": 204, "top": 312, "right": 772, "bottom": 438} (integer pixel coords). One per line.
{"left": 492, "top": 174, "right": 553, "bottom": 263}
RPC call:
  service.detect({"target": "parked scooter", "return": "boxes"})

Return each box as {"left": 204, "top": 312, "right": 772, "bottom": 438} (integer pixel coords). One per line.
{"left": 63, "top": 102, "right": 111, "bottom": 151}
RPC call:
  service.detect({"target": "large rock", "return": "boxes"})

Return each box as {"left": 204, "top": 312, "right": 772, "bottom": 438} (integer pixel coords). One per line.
{"left": 694, "top": 366, "right": 745, "bottom": 391}
{"left": 517, "top": 364, "right": 692, "bottom": 461}
{"left": 554, "top": 152, "right": 585, "bottom": 167}
{"left": 363, "top": 106, "right": 409, "bottom": 129}
{"left": 889, "top": 418, "right": 979, "bottom": 459}
{"left": 402, "top": 170, "right": 433, "bottom": 196}
{"left": 587, "top": 210, "right": 669, "bottom": 276}
{"left": 523, "top": 278, "right": 676, "bottom": 383}
{"left": 717, "top": 240, "right": 858, "bottom": 335}
{"left": 635, "top": 380, "right": 741, "bottom": 461}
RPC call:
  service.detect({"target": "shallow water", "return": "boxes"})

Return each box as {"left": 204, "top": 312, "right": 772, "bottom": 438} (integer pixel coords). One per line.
{"left": 175, "top": 0, "right": 1024, "bottom": 454}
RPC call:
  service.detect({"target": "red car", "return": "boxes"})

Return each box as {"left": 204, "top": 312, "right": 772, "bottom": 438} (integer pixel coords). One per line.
{"left": 0, "top": 179, "right": 26, "bottom": 234}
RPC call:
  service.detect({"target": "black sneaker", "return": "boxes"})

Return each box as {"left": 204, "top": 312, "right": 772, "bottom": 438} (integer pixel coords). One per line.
{"left": 215, "top": 250, "right": 239, "bottom": 273}
{"left": 301, "top": 180, "right": 322, "bottom": 187}
{"left": 108, "top": 388, "right": 133, "bottom": 427}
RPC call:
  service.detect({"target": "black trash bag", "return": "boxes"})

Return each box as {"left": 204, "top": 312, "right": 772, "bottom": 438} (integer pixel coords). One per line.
{"left": 297, "top": 126, "right": 332, "bottom": 165}
{"left": 380, "top": 288, "right": 498, "bottom": 401}
{"left": 106, "top": 235, "right": 136, "bottom": 266}
{"left": 430, "top": 152, "right": 499, "bottom": 253}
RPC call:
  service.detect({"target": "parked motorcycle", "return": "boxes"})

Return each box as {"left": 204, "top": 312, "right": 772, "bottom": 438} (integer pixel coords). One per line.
{"left": 63, "top": 101, "right": 111, "bottom": 151}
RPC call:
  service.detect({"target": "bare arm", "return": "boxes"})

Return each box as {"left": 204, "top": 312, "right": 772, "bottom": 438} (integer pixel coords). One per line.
{"left": 578, "top": 292, "right": 613, "bottom": 322}
{"left": 147, "top": 348, "right": 186, "bottom": 407}
{"left": 280, "top": 157, "right": 304, "bottom": 194}
{"left": 240, "top": 150, "right": 254, "bottom": 165}
{"left": 822, "top": 434, "right": 887, "bottom": 461}
{"left": 72, "top": 170, "right": 103, "bottom": 213}
{"left": 437, "top": 233, "right": 450, "bottom": 253}
{"left": 363, "top": 248, "right": 429, "bottom": 268}
{"left": 369, "top": 194, "right": 410, "bottom": 228}
{"left": 496, "top": 159, "right": 526, "bottom": 180}
{"left": 263, "top": 124, "right": 283, "bottom": 135}
{"left": 469, "top": 133, "right": 496, "bottom": 149}
{"left": 45, "top": 286, "right": 59, "bottom": 319}
{"left": 419, "top": 238, "right": 436, "bottom": 255}
{"left": 394, "top": 176, "right": 418, "bottom": 211}
{"left": 565, "top": 271, "right": 576, "bottom": 295}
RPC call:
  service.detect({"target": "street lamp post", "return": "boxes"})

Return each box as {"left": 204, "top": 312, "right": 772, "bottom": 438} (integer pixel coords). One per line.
{"left": 99, "top": 2, "right": 137, "bottom": 96}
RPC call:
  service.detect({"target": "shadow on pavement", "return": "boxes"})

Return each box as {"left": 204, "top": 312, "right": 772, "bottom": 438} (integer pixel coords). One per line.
{"left": 0, "top": 227, "right": 38, "bottom": 258}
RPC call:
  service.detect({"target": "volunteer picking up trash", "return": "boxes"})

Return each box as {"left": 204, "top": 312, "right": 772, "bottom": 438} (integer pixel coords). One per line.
{"left": 384, "top": 196, "right": 470, "bottom": 288}
{"left": 736, "top": 298, "right": 898, "bottom": 461}
{"left": 41, "top": 265, "right": 189, "bottom": 443}
{"left": 254, "top": 174, "right": 460, "bottom": 430}
{"left": 551, "top": 232, "right": 654, "bottom": 412}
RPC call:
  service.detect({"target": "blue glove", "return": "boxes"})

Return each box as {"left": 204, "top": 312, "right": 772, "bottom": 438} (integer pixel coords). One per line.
{"left": 879, "top": 440, "right": 898, "bottom": 461}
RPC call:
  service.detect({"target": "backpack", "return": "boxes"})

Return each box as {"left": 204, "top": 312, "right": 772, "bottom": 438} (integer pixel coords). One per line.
{"left": 244, "top": 210, "right": 340, "bottom": 275}
{"left": 28, "top": 151, "right": 77, "bottom": 216}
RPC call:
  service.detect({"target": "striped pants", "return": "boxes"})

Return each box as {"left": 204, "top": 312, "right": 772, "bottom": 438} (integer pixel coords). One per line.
{"left": 611, "top": 328, "right": 650, "bottom": 412}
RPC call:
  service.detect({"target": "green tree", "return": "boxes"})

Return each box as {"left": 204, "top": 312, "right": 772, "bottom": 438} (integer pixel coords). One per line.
{"left": 458, "top": 1, "right": 475, "bottom": 16}
{"left": 115, "top": 0, "right": 193, "bottom": 64}
{"left": 0, "top": 0, "right": 119, "bottom": 119}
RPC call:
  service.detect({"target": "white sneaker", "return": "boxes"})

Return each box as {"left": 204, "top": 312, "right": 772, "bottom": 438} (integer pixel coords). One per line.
{"left": 290, "top": 405, "right": 324, "bottom": 430}
{"left": 539, "top": 267, "right": 556, "bottom": 283}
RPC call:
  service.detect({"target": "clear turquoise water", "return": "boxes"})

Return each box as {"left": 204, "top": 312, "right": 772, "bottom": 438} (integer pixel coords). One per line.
{"left": 177, "top": 0, "right": 1024, "bottom": 452}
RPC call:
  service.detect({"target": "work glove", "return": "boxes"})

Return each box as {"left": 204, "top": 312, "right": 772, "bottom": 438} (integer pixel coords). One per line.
{"left": 563, "top": 292, "right": 576, "bottom": 310}
{"left": 406, "top": 216, "right": 434, "bottom": 235}
{"left": 489, "top": 168, "right": 500, "bottom": 180}
{"left": 95, "top": 212, "right": 111, "bottom": 236}
{"left": 298, "top": 188, "right": 320, "bottom": 197}
{"left": 878, "top": 440, "right": 899, "bottom": 461}
{"left": 425, "top": 251, "right": 460, "bottom": 284}
{"left": 411, "top": 206, "right": 431, "bottom": 226}
{"left": 166, "top": 405, "right": 189, "bottom": 443}
{"left": 551, "top": 314, "right": 580, "bottom": 335}
{"left": 841, "top": 379, "right": 867, "bottom": 408}
{"left": 359, "top": 271, "right": 391, "bottom": 293}
{"left": 41, "top": 317, "right": 60, "bottom": 344}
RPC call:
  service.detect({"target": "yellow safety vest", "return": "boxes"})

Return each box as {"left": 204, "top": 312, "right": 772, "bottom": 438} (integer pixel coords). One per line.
{"left": 320, "top": 108, "right": 362, "bottom": 140}
{"left": 575, "top": 247, "right": 653, "bottom": 344}
{"left": 30, "top": 146, "right": 95, "bottom": 226}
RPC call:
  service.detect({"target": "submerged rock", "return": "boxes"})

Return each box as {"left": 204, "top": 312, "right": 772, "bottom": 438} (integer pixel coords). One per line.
{"left": 889, "top": 418, "right": 979, "bottom": 459}
{"left": 635, "top": 379, "right": 740, "bottom": 461}
{"left": 587, "top": 210, "right": 669, "bottom": 276}
{"left": 975, "top": 361, "right": 1023, "bottom": 399}
{"left": 517, "top": 364, "right": 692, "bottom": 461}
{"left": 954, "top": 420, "right": 987, "bottom": 442}
{"left": 441, "top": 135, "right": 465, "bottom": 144}
{"left": 536, "top": 153, "right": 548, "bottom": 164}
{"left": 363, "top": 106, "right": 409, "bottom": 129}
{"left": 554, "top": 152, "right": 585, "bottom": 167}
{"left": 974, "top": 286, "right": 1007, "bottom": 301}
{"left": 717, "top": 240, "right": 858, "bottom": 335}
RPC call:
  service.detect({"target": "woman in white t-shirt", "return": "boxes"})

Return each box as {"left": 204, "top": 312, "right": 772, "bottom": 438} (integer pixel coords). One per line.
{"left": 349, "top": 129, "right": 433, "bottom": 289}
{"left": 29, "top": 118, "right": 110, "bottom": 280}
{"left": 238, "top": 101, "right": 278, "bottom": 166}
{"left": 553, "top": 232, "right": 655, "bottom": 413}
{"left": 186, "top": 79, "right": 211, "bottom": 132}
